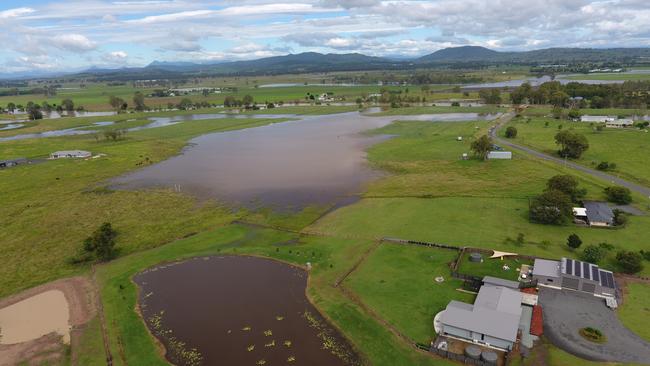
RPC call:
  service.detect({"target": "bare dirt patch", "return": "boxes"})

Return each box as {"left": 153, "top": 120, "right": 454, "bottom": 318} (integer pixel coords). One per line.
{"left": 0, "top": 276, "right": 96, "bottom": 366}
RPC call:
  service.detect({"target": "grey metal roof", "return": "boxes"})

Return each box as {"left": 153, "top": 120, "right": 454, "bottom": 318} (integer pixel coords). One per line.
{"left": 441, "top": 286, "right": 523, "bottom": 342}
{"left": 533, "top": 259, "right": 560, "bottom": 278}
{"left": 482, "top": 276, "right": 520, "bottom": 289}
{"left": 583, "top": 201, "right": 614, "bottom": 225}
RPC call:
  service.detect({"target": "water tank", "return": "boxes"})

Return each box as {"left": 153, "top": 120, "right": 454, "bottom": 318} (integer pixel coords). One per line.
{"left": 481, "top": 350, "right": 498, "bottom": 365}
{"left": 465, "top": 345, "right": 481, "bottom": 359}
{"left": 469, "top": 253, "right": 483, "bottom": 262}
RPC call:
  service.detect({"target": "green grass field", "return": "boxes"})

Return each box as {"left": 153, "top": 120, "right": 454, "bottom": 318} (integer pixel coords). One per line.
{"left": 346, "top": 243, "right": 472, "bottom": 345}
{"left": 618, "top": 282, "right": 650, "bottom": 342}
{"left": 504, "top": 115, "right": 650, "bottom": 186}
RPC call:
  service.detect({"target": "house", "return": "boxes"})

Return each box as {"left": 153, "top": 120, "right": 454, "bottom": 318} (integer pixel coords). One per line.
{"left": 583, "top": 201, "right": 614, "bottom": 227}
{"left": 487, "top": 151, "right": 512, "bottom": 160}
{"left": 606, "top": 119, "right": 633, "bottom": 128}
{"left": 580, "top": 115, "right": 614, "bottom": 123}
{"left": 439, "top": 285, "right": 523, "bottom": 351}
{"left": 0, "top": 158, "right": 27, "bottom": 168}
{"left": 532, "top": 258, "right": 616, "bottom": 298}
{"left": 50, "top": 150, "right": 92, "bottom": 159}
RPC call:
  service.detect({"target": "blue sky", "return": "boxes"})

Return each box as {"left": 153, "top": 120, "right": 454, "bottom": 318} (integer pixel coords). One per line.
{"left": 1, "top": 0, "right": 649, "bottom": 73}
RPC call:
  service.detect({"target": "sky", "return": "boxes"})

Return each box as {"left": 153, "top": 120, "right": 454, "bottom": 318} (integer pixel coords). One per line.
{"left": 1, "top": 0, "right": 650, "bottom": 73}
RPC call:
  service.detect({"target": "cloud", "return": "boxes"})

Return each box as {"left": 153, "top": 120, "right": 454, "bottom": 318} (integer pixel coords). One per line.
{"left": 51, "top": 34, "right": 97, "bottom": 52}
{"left": 0, "top": 7, "right": 35, "bottom": 19}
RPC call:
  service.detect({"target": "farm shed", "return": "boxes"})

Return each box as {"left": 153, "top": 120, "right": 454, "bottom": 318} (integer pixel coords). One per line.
{"left": 487, "top": 151, "right": 512, "bottom": 160}
{"left": 532, "top": 258, "right": 616, "bottom": 297}
{"left": 50, "top": 150, "right": 92, "bottom": 159}
{"left": 0, "top": 158, "right": 27, "bottom": 168}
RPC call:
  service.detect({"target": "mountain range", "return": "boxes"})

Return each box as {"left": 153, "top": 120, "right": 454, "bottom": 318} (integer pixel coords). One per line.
{"left": 7, "top": 46, "right": 650, "bottom": 80}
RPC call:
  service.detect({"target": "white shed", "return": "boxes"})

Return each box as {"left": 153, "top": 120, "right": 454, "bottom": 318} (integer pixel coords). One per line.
{"left": 487, "top": 151, "right": 512, "bottom": 160}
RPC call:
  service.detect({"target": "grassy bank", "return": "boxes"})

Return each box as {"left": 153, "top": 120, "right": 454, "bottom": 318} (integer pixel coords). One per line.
{"left": 619, "top": 282, "right": 650, "bottom": 342}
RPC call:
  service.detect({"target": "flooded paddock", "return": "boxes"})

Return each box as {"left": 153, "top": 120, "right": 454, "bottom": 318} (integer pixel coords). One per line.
{"left": 0, "top": 290, "right": 70, "bottom": 345}
{"left": 135, "top": 256, "right": 360, "bottom": 366}
{"left": 112, "top": 111, "right": 496, "bottom": 209}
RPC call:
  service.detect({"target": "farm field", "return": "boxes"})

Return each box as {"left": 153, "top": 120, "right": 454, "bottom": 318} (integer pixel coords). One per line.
{"left": 503, "top": 115, "right": 650, "bottom": 187}
{"left": 564, "top": 72, "right": 650, "bottom": 81}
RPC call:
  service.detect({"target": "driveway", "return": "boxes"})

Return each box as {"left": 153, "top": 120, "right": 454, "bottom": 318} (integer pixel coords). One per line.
{"left": 490, "top": 112, "right": 650, "bottom": 197}
{"left": 538, "top": 287, "right": 650, "bottom": 364}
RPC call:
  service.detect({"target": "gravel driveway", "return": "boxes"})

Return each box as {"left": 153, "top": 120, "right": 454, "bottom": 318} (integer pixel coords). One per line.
{"left": 539, "top": 287, "right": 650, "bottom": 364}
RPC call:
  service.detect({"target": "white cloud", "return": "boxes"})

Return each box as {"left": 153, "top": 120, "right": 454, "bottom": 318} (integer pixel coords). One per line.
{"left": 51, "top": 34, "right": 97, "bottom": 52}
{"left": 0, "top": 7, "right": 35, "bottom": 19}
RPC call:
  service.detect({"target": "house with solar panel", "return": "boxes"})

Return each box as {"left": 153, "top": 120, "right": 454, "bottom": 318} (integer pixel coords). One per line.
{"left": 532, "top": 258, "right": 616, "bottom": 298}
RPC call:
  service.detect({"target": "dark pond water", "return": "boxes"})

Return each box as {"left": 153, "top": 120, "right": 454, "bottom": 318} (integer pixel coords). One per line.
{"left": 134, "top": 256, "right": 360, "bottom": 366}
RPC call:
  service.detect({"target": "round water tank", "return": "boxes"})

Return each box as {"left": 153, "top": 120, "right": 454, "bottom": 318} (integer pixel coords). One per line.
{"left": 469, "top": 253, "right": 483, "bottom": 262}
{"left": 481, "top": 350, "right": 498, "bottom": 365}
{"left": 465, "top": 345, "right": 481, "bottom": 359}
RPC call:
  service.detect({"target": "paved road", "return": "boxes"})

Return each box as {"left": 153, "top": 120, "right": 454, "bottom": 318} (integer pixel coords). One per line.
{"left": 490, "top": 112, "right": 650, "bottom": 197}
{"left": 539, "top": 287, "right": 650, "bottom": 364}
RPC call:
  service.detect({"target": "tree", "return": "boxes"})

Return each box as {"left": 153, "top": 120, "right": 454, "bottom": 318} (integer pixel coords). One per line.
{"left": 6, "top": 102, "right": 16, "bottom": 113}
{"left": 223, "top": 95, "right": 237, "bottom": 108}
{"left": 61, "top": 98, "right": 74, "bottom": 112}
{"left": 567, "top": 108, "right": 582, "bottom": 120}
{"left": 133, "top": 92, "right": 146, "bottom": 111}
{"left": 613, "top": 209, "right": 628, "bottom": 227}
{"left": 25, "top": 101, "right": 43, "bottom": 120}
{"left": 470, "top": 135, "right": 492, "bottom": 161}
{"left": 109, "top": 96, "right": 126, "bottom": 112}
{"left": 505, "top": 126, "right": 518, "bottom": 138}
{"left": 478, "top": 88, "right": 501, "bottom": 104}
{"left": 549, "top": 91, "right": 570, "bottom": 107}
{"left": 616, "top": 250, "right": 643, "bottom": 274}
{"left": 546, "top": 175, "right": 586, "bottom": 202}
{"left": 529, "top": 190, "right": 573, "bottom": 225}
{"left": 202, "top": 89, "right": 210, "bottom": 97}
{"left": 83, "top": 222, "right": 118, "bottom": 262}
{"left": 555, "top": 130, "right": 589, "bottom": 159}
{"left": 242, "top": 94, "right": 254, "bottom": 107}
{"left": 567, "top": 234, "right": 583, "bottom": 250}
{"left": 582, "top": 244, "right": 605, "bottom": 264}
{"left": 604, "top": 186, "right": 632, "bottom": 205}
{"left": 177, "top": 98, "right": 193, "bottom": 110}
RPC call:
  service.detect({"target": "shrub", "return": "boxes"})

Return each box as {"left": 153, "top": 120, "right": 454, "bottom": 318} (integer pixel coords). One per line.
{"left": 604, "top": 186, "right": 632, "bottom": 205}
{"left": 616, "top": 250, "right": 644, "bottom": 274}
{"left": 582, "top": 244, "right": 605, "bottom": 264}
{"left": 567, "top": 234, "right": 583, "bottom": 250}
{"left": 613, "top": 209, "right": 628, "bottom": 227}
{"left": 505, "top": 126, "right": 518, "bottom": 138}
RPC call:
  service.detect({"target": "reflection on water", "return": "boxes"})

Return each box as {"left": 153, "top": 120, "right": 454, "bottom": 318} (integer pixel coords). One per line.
{"left": 135, "top": 256, "right": 360, "bottom": 366}
{"left": 111, "top": 111, "right": 498, "bottom": 209}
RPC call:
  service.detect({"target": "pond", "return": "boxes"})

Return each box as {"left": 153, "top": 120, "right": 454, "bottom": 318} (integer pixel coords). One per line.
{"left": 134, "top": 256, "right": 360, "bottom": 366}
{"left": 111, "top": 111, "right": 497, "bottom": 210}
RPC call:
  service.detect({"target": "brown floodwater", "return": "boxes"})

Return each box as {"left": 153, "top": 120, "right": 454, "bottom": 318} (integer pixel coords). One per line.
{"left": 134, "top": 256, "right": 360, "bottom": 366}
{"left": 111, "top": 111, "right": 497, "bottom": 210}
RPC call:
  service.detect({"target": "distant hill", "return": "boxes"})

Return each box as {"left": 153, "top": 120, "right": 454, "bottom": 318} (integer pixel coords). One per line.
{"left": 417, "top": 46, "right": 650, "bottom": 64}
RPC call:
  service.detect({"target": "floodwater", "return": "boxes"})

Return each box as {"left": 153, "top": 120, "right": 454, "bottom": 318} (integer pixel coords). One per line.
{"left": 0, "top": 290, "right": 70, "bottom": 345}
{"left": 0, "top": 121, "right": 115, "bottom": 142}
{"left": 134, "top": 256, "right": 360, "bottom": 366}
{"left": 111, "top": 111, "right": 498, "bottom": 209}
{"left": 0, "top": 123, "right": 23, "bottom": 131}
{"left": 463, "top": 75, "right": 626, "bottom": 89}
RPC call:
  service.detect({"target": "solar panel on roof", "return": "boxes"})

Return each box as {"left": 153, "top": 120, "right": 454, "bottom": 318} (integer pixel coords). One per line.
{"left": 592, "top": 267, "right": 600, "bottom": 283}
{"left": 583, "top": 262, "right": 590, "bottom": 280}
{"left": 566, "top": 259, "right": 573, "bottom": 275}
{"left": 605, "top": 272, "right": 615, "bottom": 289}
{"left": 599, "top": 270, "right": 607, "bottom": 286}
{"left": 574, "top": 260, "right": 581, "bottom": 277}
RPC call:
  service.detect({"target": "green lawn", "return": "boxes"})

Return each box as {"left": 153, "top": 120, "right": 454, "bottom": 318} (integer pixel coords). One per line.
{"left": 564, "top": 73, "right": 650, "bottom": 81}
{"left": 504, "top": 116, "right": 650, "bottom": 186}
{"left": 457, "top": 251, "right": 532, "bottom": 281}
{"left": 370, "top": 105, "right": 504, "bottom": 116}
{"left": 346, "top": 243, "right": 473, "bottom": 345}
{"left": 619, "top": 282, "right": 650, "bottom": 342}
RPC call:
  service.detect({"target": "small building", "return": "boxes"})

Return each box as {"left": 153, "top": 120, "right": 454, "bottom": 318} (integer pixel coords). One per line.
{"left": 487, "top": 151, "right": 512, "bottom": 160}
{"left": 0, "top": 158, "right": 27, "bottom": 168}
{"left": 50, "top": 150, "right": 92, "bottom": 159}
{"left": 606, "top": 118, "right": 634, "bottom": 128}
{"left": 580, "top": 115, "right": 614, "bottom": 123}
{"left": 439, "top": 286, "right": 523, "bottom": 351}
{"left": 532, "top": 258, "right": 616, "bottom": 297}
{"left": 583, "top": 201, "right": 614, "bottom": 227}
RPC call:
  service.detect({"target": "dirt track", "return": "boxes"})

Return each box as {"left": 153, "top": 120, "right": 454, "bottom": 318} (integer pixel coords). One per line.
{"left": 0, "top": 276, "right": 97, "bottom": 366}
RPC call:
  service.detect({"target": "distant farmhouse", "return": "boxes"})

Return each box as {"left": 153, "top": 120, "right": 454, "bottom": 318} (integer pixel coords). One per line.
{"left": 573, "top": 201, "right": 615, "bottom": 227}
{"left": 533, "top": 258, "right": 616, "bottom": 298}
{"left": 580, "top": 115, "right": 634, "bottom": 128}
{"left": 438, "top": 284, "right": 523, "bottom": 351}
{"left": 487, "top": 151, "right": 512, "bottom": 160}
{"left": 50, "top": 150, "right": 92, "bottom": 159}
